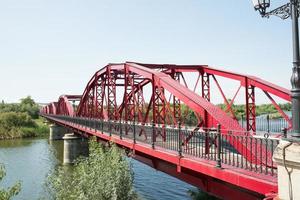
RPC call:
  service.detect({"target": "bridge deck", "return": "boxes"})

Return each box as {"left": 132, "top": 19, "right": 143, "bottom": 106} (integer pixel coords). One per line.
{"left": 43, "top": 114, "right": 278, "bottom": 200}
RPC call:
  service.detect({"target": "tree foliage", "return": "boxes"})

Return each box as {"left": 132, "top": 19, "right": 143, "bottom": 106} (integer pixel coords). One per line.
{"left": 0, "top": 96, "right": 48, "bottom": 139}
{"left": 0, "top": 164, "right": 21, "bottom": 200}
{"left": 0, "top": 112, "right": 38, "bottom": 139}
{"left": 47, "top": 140, "right": 138, "bottom": 200}
{"left": 0, "top": 96, "right": 39, "bottom": 119}
{"left": 217, "top": 102, "right": 291, "bottom": 120}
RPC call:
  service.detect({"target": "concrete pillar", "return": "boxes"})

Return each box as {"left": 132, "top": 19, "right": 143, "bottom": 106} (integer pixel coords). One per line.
{"left": 49, "top": 124, "right": 67, "bottom": 140}
{"left": 63, "top": 133, "right": 89, "bottom": 164}
{"left": 273, "top": 140, "right": 300, "bottom": 200}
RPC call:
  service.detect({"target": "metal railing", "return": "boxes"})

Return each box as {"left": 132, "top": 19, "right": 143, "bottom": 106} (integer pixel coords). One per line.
{"left": 45, "top": 114, "right": 280, "bottom": 177}
{"left": 239, "top": 114, "right": 290, "bottom": 133}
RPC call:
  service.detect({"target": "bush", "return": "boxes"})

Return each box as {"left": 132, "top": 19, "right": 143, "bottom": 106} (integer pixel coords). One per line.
{"left": 19, "top": 127, "right": 38, "bottom": 138}
{"left": 34, "top": 125, "right": 49, "bottom": 136}
{"left": 0, "top": 112, "right": 36, "bottom": 128}
{"left": 47, "top": 140, "right": 138, "bottom": 200}
{"left": 0, "top": 112, "right": 49, "bottom": 139}
{"left": 0, "top": 96, "right": 40, "bottom": 119}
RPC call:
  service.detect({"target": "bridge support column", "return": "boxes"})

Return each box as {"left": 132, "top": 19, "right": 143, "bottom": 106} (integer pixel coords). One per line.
{"left": 273, "top": 140, "right": 300, "bottom": 200}
{"left": 49, "top": 124, "right": 67, "bottom": 140}
{"left": 63, "top": 133, "right": 89, "bottom": 164}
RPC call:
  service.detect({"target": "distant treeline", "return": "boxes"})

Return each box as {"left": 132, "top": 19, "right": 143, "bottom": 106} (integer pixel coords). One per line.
{"left": 0, "top": 96, "right": 49, "bottom": 139}
{"left": 180, "top": 102, "right": 291, "bottom": 126}
{"left": 217, "top": 102, "right": 291, "bottom": 119}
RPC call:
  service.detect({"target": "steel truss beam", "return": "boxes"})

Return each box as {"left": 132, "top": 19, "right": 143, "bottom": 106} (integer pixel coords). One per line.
{"left": 171, "top": 71, "right": 181, "bottom": 124}
{"left": 152, "top": 76, "right": 166, "bottom": 140}
{"left": 245, "top": 78, "right": 256, "bottom": 133}
{"left": 106, "top": 66, "right": 118, "bottom": 120}
{"left": 46, "top": 62, "right": 294, "bottom": 166}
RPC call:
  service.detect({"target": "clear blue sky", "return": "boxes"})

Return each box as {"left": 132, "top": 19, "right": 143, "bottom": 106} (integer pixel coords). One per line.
{"left": 0, "top": 0, "right": 292, "bottom": 104}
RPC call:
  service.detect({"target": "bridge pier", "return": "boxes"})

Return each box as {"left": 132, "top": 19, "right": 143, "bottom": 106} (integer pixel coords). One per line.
{"left": 49, "top": 124, "right": 67, "bottom": 140}
{"left": 63, "top": 133, "right": 89, "bottom": 164}
{"left": 273, "top": 140, "right": 300, "bottom": 200}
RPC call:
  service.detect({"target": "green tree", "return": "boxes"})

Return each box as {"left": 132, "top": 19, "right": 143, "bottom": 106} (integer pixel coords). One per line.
{"left": 47, "top": 139, "right": 138, "bottom": 200}
{"left": 20, "top": 96, "right": 39, "bottom": 119}
{"left": 20, "top": 96, "right": 35, "bottom": 106}
{"left": 0, "top": 164, "right": 21, "bottom": 200}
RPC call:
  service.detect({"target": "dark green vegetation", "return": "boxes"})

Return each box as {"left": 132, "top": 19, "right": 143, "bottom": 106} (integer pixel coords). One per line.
{"left": 182, "top": 102, "right": 291, "bottom": 126}
{"left": 217, "top": 102, "right": 291, "bottom": 119}
{"left": 0, "top": 164, "right": 21, "bottom": 200}
{"left": 47, "top": 139, "right": 138, "bottom": 200}
{"left": 0, "top": 96, "right": 49, "bottom": 139}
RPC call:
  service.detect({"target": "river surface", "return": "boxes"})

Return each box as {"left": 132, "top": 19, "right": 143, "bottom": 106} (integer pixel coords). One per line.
{"left": 0, "top": 138, "right": 195, "bottom": 200}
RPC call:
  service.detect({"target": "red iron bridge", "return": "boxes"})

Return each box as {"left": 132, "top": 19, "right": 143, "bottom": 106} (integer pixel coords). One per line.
{"left": 40, "top": 62, "right": 292, "bottom": 200}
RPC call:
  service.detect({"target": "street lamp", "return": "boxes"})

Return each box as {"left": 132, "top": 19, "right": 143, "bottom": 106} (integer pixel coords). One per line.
{"left": 252, "top": 0, "right": 270, "bottom": 15}
{"left": 252, "top": 0, "right": 300, "bottom": 138}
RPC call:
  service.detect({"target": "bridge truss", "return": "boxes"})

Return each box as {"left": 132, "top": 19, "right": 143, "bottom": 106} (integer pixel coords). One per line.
{"left": 41, "top": 62, "right": 292, "bottom": 199}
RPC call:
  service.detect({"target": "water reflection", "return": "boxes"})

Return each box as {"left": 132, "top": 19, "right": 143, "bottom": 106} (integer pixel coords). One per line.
{"left": 48, "top": 140, "right": 64, "bottom": 164}
{"left": 0, "top": 138, "right": 54, "bottom": 199}
{"left": 0, "top": 138, "right": 34, "bottom": 148}
{"left": 0, "top": 138, "right": 195, "bottom": 200}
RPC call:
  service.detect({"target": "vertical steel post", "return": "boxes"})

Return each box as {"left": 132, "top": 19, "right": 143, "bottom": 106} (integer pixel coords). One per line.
{"left": 290, "top": 0, "right": 300, "bottom": 137}
{"left": 241, "top": 114, "right": 244, "bottom": 128}
{"left": 120, "top": 117, "right": 122, "bottom": 139}
{"left": 152, "top": 120, "right": 155, "bottom": 149}
{"left": 125, "top": 120, "right": 128, "bottom": 136}
{"left": 205, "top": 129, "right": 210, "bottom": 155}
{"left": 216, "top": 124, "right": 222, "bottom": 168}
{"left": 201, "top": 73, "right": 211, "bottom": 127}
{"left": 245, "top": 81, "right": 256, "bottom": 133}
{"left": 109, "top": 119, "right": 112, "bottom": 136}
{"left": 178, "top": 121, "right": 182, "bottom": 156}
{"left": 282, "top": 127, "right": 288, "bottom": 138}
{"left": 267, "top": 114, "right": 270, "bottom": 133}
{"left": 133, "top": 114, "right": 136, "bottom": 144}
{"left": 89, "top": 117, "right": 92, "bottom": 130}
{"left": 101, "top": 118, "right": 103, "bottom": 133}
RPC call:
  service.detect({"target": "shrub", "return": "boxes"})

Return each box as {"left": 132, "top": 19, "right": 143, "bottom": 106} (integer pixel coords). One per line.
{"left": 47, "top": 140, "right": 138, "bottom": 200}
{"left": 0, "top": 112, "right": 41, "bottom": 139}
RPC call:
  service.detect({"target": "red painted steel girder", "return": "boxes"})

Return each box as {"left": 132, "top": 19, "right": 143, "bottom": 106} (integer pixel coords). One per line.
{"left": 56, "top": 95, "right": 81, "bottom": 116}
{"left": 122, "top": 62, "right": 246, "bottom": 130}
{"left": 75, "top": 62, "right": 284, "bottom": 165}
{"left": 77, "top": 64, "right": 124, "bottom": 117}
{"left": 47, "top": 102, "right": 57, "bottom": 115}
{"left": 134, "top": 62, "right": 290, "bottom": 101}
{"left": 44, "top": 61, "right": 292, "bottom": 166}
{"left": 134, "top": 62, "right": 292, "bottom": 132}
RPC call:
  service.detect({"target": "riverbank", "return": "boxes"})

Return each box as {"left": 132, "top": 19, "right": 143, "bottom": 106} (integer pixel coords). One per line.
{"left": 0, "top": 115, "right": 49, "bottom": 140}
{"left": 0, "top": 96, "right": 49, "bottom": 140}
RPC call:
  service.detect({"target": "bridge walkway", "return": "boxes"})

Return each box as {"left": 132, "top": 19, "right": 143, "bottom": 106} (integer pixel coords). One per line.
{"left": 43, "top": 114, "right": 278, "bottom": 200}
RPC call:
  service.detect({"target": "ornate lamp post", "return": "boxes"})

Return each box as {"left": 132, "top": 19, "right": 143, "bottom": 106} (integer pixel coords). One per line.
{"left": 252, "top": 0, "right": 300, "bottom": 138}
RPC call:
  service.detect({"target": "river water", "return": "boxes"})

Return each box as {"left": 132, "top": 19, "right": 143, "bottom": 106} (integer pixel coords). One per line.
{"left": 0, "top": 138, "right": 195, "bottom": 200}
